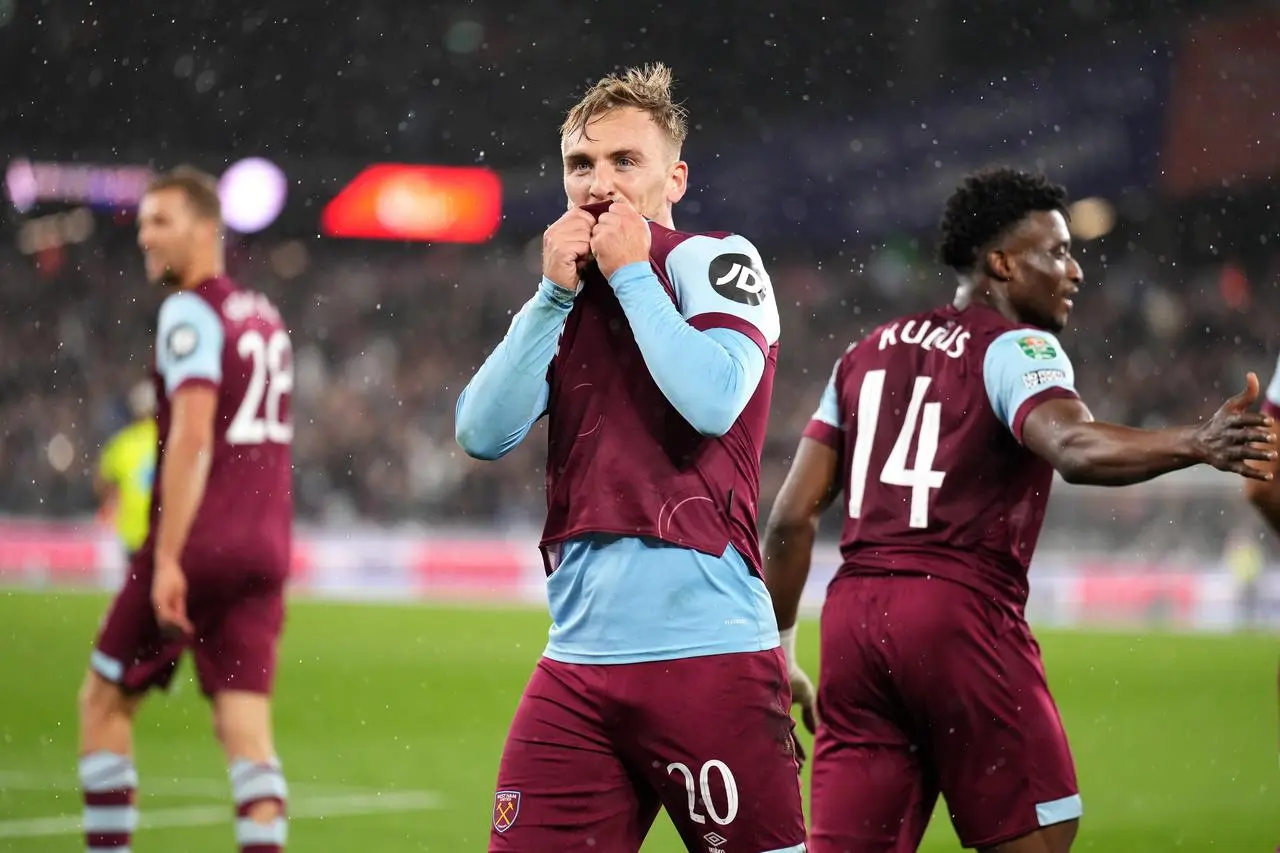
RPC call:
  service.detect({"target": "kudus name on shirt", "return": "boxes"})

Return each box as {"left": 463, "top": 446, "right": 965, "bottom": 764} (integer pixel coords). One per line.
{"left": 877, "top": 319, "right": 970, "bottom": 359}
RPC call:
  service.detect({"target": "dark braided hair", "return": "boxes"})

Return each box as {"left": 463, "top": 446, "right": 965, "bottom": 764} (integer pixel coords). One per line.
{"left": 936, "top": 167, "right": 1069, "bottom": 272}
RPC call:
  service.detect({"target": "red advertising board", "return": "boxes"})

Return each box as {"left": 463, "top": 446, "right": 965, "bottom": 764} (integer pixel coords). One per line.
{"left": 320, "top": 164, "right": 502, "bottom": 243}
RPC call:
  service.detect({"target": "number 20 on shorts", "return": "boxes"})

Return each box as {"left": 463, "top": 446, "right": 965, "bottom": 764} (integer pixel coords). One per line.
{"left": 666, "top": 760, "right": 739, "bottom": 826}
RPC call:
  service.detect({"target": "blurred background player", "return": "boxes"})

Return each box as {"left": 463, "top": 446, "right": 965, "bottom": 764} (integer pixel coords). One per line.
{"left": 761, "top": 168, "right": 1275, "bottom": 853}
{"left": 1241, "top": 363, "right": 1280, "bottom": 765}
{"left": 95, "top": 381, "right": 158, "bottom": 560}
{"left": 76, "top": 168, "right": 295, "bottom": 853}
{"left": 455, "top": 64, "right": 806, "bottom": 853}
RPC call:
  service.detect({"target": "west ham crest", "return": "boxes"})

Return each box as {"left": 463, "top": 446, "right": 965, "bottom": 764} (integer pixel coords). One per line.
{"left": 492, "top": 790, "right": 521, "bottom": 833}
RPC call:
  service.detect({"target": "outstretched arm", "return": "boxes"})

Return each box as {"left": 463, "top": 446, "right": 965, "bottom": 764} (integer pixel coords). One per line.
{"left": 983, "top": 329, "right": 1274, "bottom": 485}
{"left": 1021, "top": 377, "right": 1274, "bottom": 486}
{"left": 454, "top": 279, "right": 571, "bottom": 461}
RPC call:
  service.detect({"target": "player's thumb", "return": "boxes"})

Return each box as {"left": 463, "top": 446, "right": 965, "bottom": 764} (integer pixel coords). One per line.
{"left": 173, "top": 597, "right": 194, "bottom": 635}
{"left": 1228, "top": 372, "right": 1260, "bottom": 409}
{"left": 801, "top": 702, "right": 818, "bottom": 735}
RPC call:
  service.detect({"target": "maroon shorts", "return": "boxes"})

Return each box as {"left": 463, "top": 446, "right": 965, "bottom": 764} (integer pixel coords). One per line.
{"left": 809, "top": 574, "right": 1081, "bottom": 852}
{"left": 90, "top": 551, "right": 286, "bottom": 698}
{"left": 489, "top": 650, "right": 807, "bottom": 853}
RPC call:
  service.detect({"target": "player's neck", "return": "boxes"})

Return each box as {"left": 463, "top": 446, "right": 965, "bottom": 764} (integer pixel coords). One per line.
{"left": 178, "top": 262, "right": 224, "bottom": 291}
{"left": 953, "top": 278, "right": 1018, "bottom": 324}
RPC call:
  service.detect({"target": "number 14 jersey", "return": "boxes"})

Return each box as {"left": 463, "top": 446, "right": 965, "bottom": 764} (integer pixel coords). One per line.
{"left": 802, "top": 302, "right": 1079, "bottom": 611}
{"left": 147, "top": 276, "right": 294, "bottom": 580}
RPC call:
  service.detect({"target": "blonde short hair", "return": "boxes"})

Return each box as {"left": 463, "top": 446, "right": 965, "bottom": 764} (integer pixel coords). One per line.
{"left": 146, "top": 165, "right": 222, "bottom": 224}
{"left": 561, "top": 62, "right": 688, "bottom": 151}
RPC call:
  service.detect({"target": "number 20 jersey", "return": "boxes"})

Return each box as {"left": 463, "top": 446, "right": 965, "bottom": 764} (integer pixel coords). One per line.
{"left": 802, "top": 302, "right": 1080, "bottom": 611}
{"left": 147, "top": 276, "right": 294, "bottom": 579}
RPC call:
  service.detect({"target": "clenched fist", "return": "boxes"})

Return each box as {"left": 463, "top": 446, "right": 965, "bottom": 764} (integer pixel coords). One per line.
{"left": 542, "top": 207, "right": 597, "bottom": 291}
{"left": 589, "top": 201, "right": 651, "bottom": 280}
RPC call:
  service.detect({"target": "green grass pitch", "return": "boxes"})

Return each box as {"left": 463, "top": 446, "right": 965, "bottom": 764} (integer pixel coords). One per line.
{"left": 0, "top": 589, "right": 1275, "bottom": 851}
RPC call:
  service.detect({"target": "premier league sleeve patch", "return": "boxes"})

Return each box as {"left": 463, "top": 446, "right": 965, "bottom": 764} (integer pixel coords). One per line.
{"left": 166, "top": 323, "right": 200, "bottom": 360}
{"left": 492, "top": 790, "right": 520, "bottom": 833}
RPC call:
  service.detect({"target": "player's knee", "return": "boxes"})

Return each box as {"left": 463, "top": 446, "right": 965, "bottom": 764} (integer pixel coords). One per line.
{"left": 211, "top": 704, "right": 260, "bottom": 758}
{"left": 77, "top": 672, "right": 130, "bottom": 729}
{"left": 212, "top": 691, "right": 274, "bottom": 762}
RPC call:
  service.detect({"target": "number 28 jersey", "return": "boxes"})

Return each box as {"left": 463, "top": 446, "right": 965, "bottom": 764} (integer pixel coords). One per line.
{"left": 146, "top": 276, "right": 294, "bottom": 579}
{"left": 802, "top": 303, "right": 1079, "bottom": 611}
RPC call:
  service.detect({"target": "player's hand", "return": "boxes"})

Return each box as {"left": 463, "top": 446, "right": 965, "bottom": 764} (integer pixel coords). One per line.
{"left": 590, "top": 200, "right": 651, "bottom": 281}
{"left": 1192, "top": 372, "right": 1277, "bottom": 480}
{"left": 788, "top": 664, "right": 818, "bottom": 771}
{"left": 151, "top": 555, "right": 194, "bottom": 640}
{"left": 542, "top": 207, "right": 597, "bottom": 292}
{"left": 789, "top": 665, "right": 819, "bottom": 735}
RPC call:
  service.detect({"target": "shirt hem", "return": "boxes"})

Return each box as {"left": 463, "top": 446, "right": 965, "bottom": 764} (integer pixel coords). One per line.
{"left": 541, "top": 637, "right": 780, "bottom": 666}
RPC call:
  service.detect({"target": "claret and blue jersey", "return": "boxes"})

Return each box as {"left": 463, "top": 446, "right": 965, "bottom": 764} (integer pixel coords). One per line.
{"left": 456, "top": 223, "right": 784, "bottom": 664}
{"left": 145, "top": 278, "right": 294, "bottom": 576}
{"left": 804, "top": 303, "right": 1081, "bottom": 609}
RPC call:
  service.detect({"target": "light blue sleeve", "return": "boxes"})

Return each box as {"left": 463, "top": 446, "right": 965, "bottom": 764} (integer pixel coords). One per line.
{"left": 982, "top": 329, "right": 1078, "bottom": 433}
{"left": 812, "top": 358, "right": 841, "bottom": 427}
{"left": 155, "top": 291, "right": 224, "bottom": 395}
{"left": 608, "top": 262, "right": 765, "bottom": 437}
{"left": 664, "top": 233, "right": 781, "bottom": 350}
{"left": 454, "top": 279, "right": 572, "bottom": 461}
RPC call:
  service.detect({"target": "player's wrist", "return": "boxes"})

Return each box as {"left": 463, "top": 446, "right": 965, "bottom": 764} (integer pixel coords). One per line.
{"left": 778, "top": 625, "right": 798, "bottom": 670}
{"left": 606, "top": 261, "right": 654, "bottom": 290}
{"left": 154, "top": 546, "right": 184, "bottom": 569}
{"left": 1181, "top": 423, "right": 1213, "bottom": 467}
{"left": 538, "top": 277, "right": 578, "bottom": 309}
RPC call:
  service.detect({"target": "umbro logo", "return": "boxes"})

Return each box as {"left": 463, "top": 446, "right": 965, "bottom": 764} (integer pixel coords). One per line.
{"left": 703, "top": 830, "right": 728, "bottom": 852}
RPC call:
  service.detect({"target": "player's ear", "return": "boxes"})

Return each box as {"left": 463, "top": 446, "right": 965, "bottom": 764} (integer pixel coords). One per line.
{"left": 200, "top": 216, "right": 221, "bottom": 241}
{"left": 666, "top": 160, "right": 688, "bottom": 205}
{"left": 984, "top": 248, "right": 1014, "bottom": 283}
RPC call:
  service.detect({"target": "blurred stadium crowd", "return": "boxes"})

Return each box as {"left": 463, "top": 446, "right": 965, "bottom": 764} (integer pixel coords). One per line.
{"left": 4, "top": 231, "right": 1276, "bottom": 531}
{"left": 2, "top": 0, "right": 1278, "bottom": 563}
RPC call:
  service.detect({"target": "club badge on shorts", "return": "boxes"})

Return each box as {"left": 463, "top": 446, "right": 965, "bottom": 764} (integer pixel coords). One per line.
{"left": 492, "top": 790, "right": 520, "bottom": 833}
